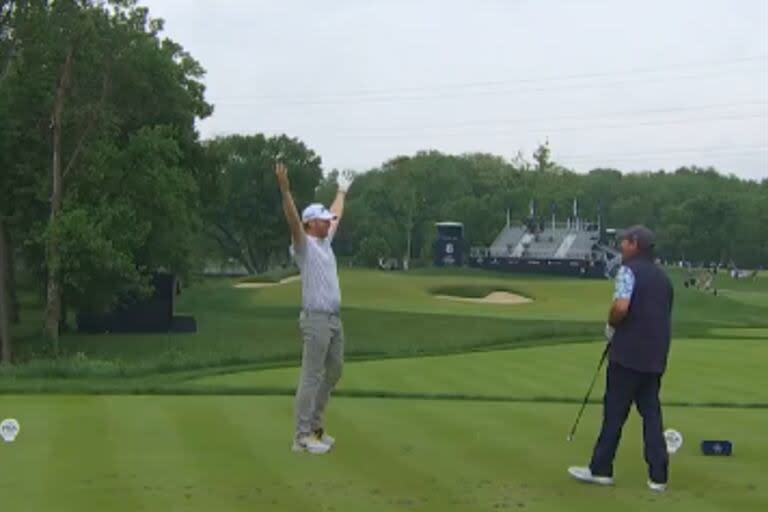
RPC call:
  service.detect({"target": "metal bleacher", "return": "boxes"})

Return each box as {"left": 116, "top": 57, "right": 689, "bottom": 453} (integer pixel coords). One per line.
{"left": 469, "top": 202, "right": 616, "bottom": 278}
{"left": 488, "top": 227, "right": 525, "bottom": 257}
{"left": 520, "top": 229, "right": 566, "bottom": 259}
{"left": 566, "top": 230, "right": 601, "bottom": 260}
{"left": 486, "top": 225, "right": 600, "bottom": 260}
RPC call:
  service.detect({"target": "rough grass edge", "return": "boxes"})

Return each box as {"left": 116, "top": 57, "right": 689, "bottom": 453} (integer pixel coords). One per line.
{"left": 1, "top": 384, "right": 766, "bottom": 409}
{"left": 0, "top": 336, "right": 596, "bottom": 383}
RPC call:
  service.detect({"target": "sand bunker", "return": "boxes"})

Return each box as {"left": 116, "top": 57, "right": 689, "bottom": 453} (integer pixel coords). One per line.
{"left": 436, "top": 291, "right": 532, "bottom": 305}
{"left": 234, "top": 275, "right": 300, "bottom": 289}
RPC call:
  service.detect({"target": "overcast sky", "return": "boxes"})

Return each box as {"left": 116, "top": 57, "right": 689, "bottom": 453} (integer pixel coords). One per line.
{"left": 142, "top": 0, "right": 767, "bottom": 180}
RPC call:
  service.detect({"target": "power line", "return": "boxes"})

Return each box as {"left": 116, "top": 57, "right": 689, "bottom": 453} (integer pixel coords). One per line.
{"left": 330, "top": 113, "right": 767, "bottom": 139}
{"left": 289, "top": 101, "right": 767, "bottom": 131}
{"left": 218, "top": 55, "right": 768, "bottom": 102}
{"left": 446, "top": 102, "right": 768, "bottom": 129}
{"left": 213, "top": 56, "right": 768, "bottom": 106}
{"left": 558, "top": 145, "right": 768, "bottom": 162}
{"left": 216, "top": 69, "right": 768, "bottom": 106}
{"left": 562, "top": 151, "right": 767, "bottom": 167}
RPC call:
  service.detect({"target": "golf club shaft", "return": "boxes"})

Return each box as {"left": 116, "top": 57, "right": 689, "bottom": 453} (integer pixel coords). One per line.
{"left": 568, "top": 343, "right": 610, "bottom": 440}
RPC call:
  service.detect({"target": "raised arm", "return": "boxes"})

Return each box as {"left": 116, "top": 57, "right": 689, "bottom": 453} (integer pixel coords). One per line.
{"left": 330, "top": 190, "right": 346, "bottom": 228}
{"left": 276, "top": 162, "right": 304, "bottom": 248}
{"left": 330, "top": 171, "right": 354, "bottom": 230}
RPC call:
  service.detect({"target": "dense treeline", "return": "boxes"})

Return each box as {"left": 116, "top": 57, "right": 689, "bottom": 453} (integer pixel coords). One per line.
{"left": 317, "top": 151, "right": 767, "bottom": 269}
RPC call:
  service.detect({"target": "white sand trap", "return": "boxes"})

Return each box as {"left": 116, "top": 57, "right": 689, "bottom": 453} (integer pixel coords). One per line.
{"left": 436, "top": 291, "right": 532, "bottom": 305}
{"left": 234, "top": 275, "right": 300, "bottom": 289}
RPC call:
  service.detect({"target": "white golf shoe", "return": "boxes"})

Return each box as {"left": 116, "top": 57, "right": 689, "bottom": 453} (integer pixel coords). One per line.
{"left": 568, "top": 466, "right": 614, "bottom": 486}
{"left": 315, "top": 428, "right": 336, "bottom": 448}
{"left": 648, "top": 480, "right": 668, "bottom": 493}
{"left": 291, "top": 434, "right": 331, "bottom": 455}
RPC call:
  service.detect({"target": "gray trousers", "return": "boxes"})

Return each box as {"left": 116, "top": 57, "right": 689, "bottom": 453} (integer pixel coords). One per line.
{"left": 295, "top": 311, "right": 344, "bottom": 437}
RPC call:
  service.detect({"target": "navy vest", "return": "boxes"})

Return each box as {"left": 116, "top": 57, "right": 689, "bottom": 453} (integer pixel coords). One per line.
{"left": 610, "top": 257, "right": 674, "bottom": 374}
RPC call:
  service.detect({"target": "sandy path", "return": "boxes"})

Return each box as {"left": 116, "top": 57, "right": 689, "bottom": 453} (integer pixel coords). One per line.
{"left": 234, "top": 275, "right": 300, "bottom": 289}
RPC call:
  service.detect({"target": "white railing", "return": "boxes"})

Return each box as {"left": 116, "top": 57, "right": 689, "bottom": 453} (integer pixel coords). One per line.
{"left": 554, "top": 233, "right": 578, "bottom": 258}
{"left": 512, "top": 233, "right": 534, "bottom": 257}
{"left": 471, "top": 246, "right": 598, "bottom": 261}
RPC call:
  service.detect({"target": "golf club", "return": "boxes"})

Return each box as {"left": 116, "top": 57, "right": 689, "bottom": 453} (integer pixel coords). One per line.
{"left": 567, "top": 343, "right": 610, "bottom": 442}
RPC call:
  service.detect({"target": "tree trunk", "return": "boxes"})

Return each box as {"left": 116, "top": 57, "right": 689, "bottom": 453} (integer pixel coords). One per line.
{"left": 1, "top": 6, "right": 18, "bottom": 326}
{"left": 5, "top": 230, "right": 21, "bottom": 325}
{"left": 212, "top": 224, "right": 256, "bottom": 274}
{"left": 243, "top": 237, "right": 262, "bottom": 274}
{"left": 45, "top": 46, "right": 74, "bottom": 353}
{"left": 0, "top": 217, "right": 12, "bottom": 364}
{"left": 403, "top": 224, "right": 412, "bottom": 271}
{"left": 6, "top": 227, "right": 18, "bottom": 324}
{"left": 0, "top": 24, "right": 14, "bottom": 86}
{"left": 60, "top": 294, "right": 69, "bottom": 333}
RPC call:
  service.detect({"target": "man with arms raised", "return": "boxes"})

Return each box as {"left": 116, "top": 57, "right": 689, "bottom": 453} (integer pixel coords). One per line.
{"left": 276, "top": 162, "right": 351, "bottom": 455}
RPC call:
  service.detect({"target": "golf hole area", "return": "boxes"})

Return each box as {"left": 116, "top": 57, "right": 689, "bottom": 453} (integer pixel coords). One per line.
{"left": 430, "top": 285, "right": 533, "bottom": 305}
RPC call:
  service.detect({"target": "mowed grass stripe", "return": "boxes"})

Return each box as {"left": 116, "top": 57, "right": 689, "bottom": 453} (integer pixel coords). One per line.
{"left": 718, "top": 289, "right": 768, "bottom": 308}
{"left": 44, "top": 397, "right": 144, "bottom": 511}
{"left": 0, "top": 396, "right": 58, "bottom": 511}
{"left": 190, "top": 338, "right": 768, "bottom": 405}
{"left": 1, "top": 396, "right": 767, "bottom": 511}
{"left": 320, "top": 402, "right": 467, "bottom": 508}
{"left": 166, "top": 396, "right": 318, "bottom": 510}
{"left": 103, "top": 396, "right": 225, "bottom": 510}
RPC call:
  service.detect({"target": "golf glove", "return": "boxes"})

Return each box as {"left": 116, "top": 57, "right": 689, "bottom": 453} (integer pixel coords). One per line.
{"left": 604, "top": 323, "right": 615, "bottom": 343}
{"left": 338, "top": 171, "right": 355, "bottom": 193}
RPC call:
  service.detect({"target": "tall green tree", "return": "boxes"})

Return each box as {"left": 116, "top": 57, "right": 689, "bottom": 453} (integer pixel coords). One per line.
{"left": 1, "top": 0, "right": 212, "bottom": 351}
{"left": 204, "top": 134, "right": 323, "bottom": 273}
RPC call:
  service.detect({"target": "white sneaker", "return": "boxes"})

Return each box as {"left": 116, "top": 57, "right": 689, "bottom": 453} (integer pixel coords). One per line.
{"left": 315, "top": 429, "right": 335, "bottom": 448}
{"left": 291, "top": 434, "right": 331, "bottom": 455}
{"left": 568, "top": 466, "right": 614, "bottom": 486}
{"left": 648, "top": 480, "right": 668, "bottom": 493}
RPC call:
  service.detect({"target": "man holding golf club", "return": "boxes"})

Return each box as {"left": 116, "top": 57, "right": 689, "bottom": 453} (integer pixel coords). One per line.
{"left": 276, "top": 161, "right": 352, "bottom": 455}
{"left": 569, "top": 225, "right": 674, "bottom": 492}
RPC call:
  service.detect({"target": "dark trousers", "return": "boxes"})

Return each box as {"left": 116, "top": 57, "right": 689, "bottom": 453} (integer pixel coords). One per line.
{"left": 589, "top": 362, "right": 669, "bottom": 483}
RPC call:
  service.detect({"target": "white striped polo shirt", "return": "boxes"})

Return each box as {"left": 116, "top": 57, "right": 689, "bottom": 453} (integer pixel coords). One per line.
{"left": 290, "top": 229, "right": 341, "bottom": 313}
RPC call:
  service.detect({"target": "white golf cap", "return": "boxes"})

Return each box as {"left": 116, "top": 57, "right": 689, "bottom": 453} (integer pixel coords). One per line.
{"left": 302, "top": 203, "right": 336, "bottom": 223}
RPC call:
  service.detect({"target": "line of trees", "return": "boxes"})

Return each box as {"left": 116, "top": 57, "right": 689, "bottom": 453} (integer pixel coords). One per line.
{"left": 326, "top": 151, "right": 767, "bottom": 270}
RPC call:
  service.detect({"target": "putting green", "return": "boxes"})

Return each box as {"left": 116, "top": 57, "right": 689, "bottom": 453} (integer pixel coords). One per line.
{"left": 0, "top": 395, "right": 765, "bottom": 511}
{"left": 191, "top": 338, "right": 768, "bottom": 406}
{"left": 244, "top": 270, "right": 612, "bottom": 321}
{"left": 10, "top": 269, "right": 763, "bottom": 373}
{"left": 220, "top": 269, "right": 766, "bottom": 323}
